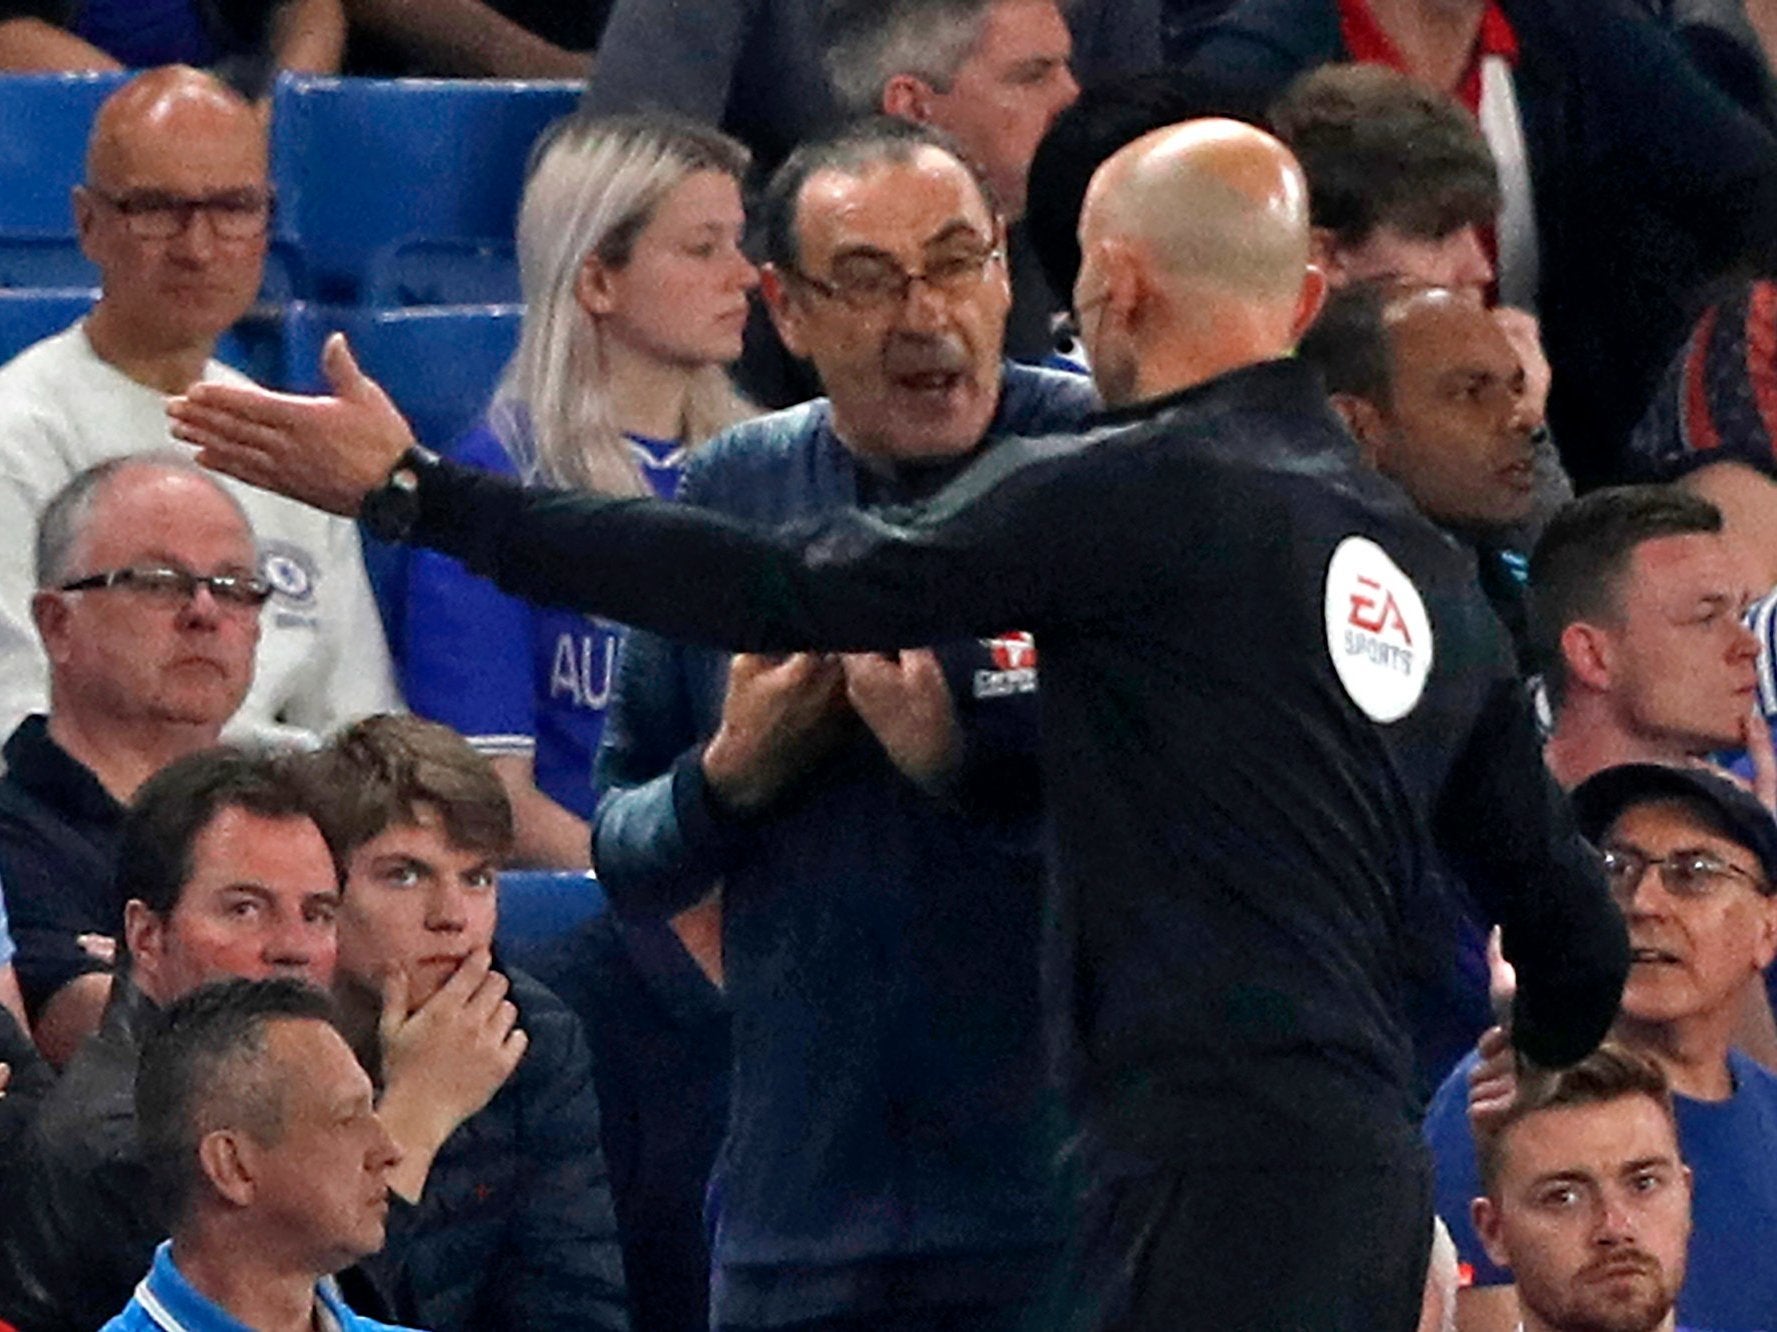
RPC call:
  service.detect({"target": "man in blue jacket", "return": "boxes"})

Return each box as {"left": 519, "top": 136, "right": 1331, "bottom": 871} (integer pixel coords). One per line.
{"left": 592, "top": 119, "right": 1094, "bottom": 1331}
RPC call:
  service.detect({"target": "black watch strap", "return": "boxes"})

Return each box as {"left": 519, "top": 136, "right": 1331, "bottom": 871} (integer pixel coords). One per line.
{"left": 360, "top": 445, "right": 439, "bottom": 542}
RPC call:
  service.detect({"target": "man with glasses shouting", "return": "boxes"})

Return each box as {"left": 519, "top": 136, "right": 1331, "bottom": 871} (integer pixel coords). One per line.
{"left": 0, "top": 66, "right": 396, "bottom": 754}
{"left": 1425, "top": 762, "right": 1777, "bottom": 1332}
{"left": 587, "top": 117, "right": 1095, "bottom": 1330}
{"left": 0, "top": 455, "right": 269, "bottom": 1068}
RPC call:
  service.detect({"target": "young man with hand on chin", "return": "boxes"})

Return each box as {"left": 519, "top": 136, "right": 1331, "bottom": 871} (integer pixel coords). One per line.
{"left": 296, "top": 714, "right": 629, "bottom": 1332}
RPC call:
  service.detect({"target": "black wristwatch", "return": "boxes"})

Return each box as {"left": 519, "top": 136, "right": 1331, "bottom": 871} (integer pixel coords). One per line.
{"left": 359, "top": 445, "right": 438, "bottom": 542}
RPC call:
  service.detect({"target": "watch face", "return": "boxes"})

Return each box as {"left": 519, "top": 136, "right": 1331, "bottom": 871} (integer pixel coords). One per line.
{"left": 363, "top": 462, "right": 421, "bottom": 541}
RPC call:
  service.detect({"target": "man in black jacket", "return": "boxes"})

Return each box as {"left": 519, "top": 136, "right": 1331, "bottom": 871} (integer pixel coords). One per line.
{"left": 174, "top": 118, "right": 1629, "bottom": 1331}
{"left": 0, "top": 1005, "right": 50, "bottom": 1169}
{"left": 0, "top": 748, "right": 346, "bottom": 1332}
{"left": 297, "top": 714, "right": 629, "bottom": 1332}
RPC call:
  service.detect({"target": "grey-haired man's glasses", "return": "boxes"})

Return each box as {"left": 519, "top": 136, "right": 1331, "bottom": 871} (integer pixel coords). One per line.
{"left": 783, "top": 241, "right": 1004, "bottom": 311}
{"left": 59, "top": 565, "right": 272, "bottom": 611}
{"left": 1599, "top": 844, "right": 1772, "bottom": 900}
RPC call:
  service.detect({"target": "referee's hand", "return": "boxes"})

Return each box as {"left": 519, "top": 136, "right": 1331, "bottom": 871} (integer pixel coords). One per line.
{"left": 169, "top": 332, "right": 415, "bottom": 517}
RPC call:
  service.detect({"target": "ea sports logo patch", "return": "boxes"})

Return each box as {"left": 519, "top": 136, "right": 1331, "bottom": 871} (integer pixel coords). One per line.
{"left": 1324, "top": 536, "right": 1433, "bottom": 723}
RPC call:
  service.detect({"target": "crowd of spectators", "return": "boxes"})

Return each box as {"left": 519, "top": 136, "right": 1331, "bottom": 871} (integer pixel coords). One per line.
{"left": 3, "top": 0, "right": 1777, "bottom": 1328}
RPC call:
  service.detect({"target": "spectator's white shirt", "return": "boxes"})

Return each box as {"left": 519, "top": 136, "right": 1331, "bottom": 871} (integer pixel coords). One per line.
{"left": 0, "top": 322, "right": 401, "bottom": 747}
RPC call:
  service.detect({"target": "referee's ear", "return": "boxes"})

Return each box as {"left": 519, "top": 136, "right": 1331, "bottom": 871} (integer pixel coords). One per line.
{"left": 1289, "top": 265, "right": 1328, "bottom": 344}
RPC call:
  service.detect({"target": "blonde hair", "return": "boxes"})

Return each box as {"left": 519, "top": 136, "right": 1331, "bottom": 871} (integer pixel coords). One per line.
{"left": 491, "top": 112, "right": 754, "bottom": 496}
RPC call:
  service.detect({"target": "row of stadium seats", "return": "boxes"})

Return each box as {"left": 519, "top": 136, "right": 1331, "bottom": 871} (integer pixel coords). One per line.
{"left": 0, "top": 292, "right": 520, "bottom": 445}
{"left": 0, "top": 73, "right": 578, "bottom": 305}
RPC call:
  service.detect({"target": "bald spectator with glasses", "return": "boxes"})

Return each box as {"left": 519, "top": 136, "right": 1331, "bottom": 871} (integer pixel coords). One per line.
{"left": 0, "top": 455, "right": 268, "bottom": 1068}
{"left": 0, "top": 65, "right": 397, "bottom": 760}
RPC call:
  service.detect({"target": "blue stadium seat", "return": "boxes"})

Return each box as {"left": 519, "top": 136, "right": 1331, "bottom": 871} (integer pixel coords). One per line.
{"left": 0, "top": 288, "right": 96, "bottom": 365}
{"left": 0, "top": 237, "right": 95, "bottom": 289}
{"left": 496, "top": 872, "right": 607, "bottom": 955}
{"left": 0, "top": 73, "right": 129, "bottom": 236}
{"left": 363, "top": 237, "right": 521, "bottom": 308}
{"left": 1, "top": 291, "right": 306, "bottom": 385}
{"left": 332, "top": 303, "right": 520, "bottom": 446}
{"left": 0, "top": 240, "right": 304, "bottom": 301}
{"left": 269, "top": 76, "right": 577, "bottom": 303}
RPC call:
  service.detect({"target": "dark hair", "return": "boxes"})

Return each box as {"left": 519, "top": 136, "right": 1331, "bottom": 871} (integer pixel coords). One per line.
{"left": 1270, "top": 64, "right": 1500, "bottom": 245}
{"left": 1025, "top": 71, "right": 1265, "bottom": 299}
{"left": 758, "top": 116, "right": 998, "bottom": 272}
{"left": 1528, "top": 487, "right": 1723, "bottom": 708}
{"left": 136, "top": 977, "right": 339, "bottom": 1225}
{"left": 117, "top": 747, "right": 327, "bottom": 935}
{"left": 1477, "top": 1043, "right": 1678, "bottom": 1194}
{"left": 1297, "top": 280, "right": 1395, "bottom": 405}
{"left": 296, "top": 714, "right": 513, "bottom": 871}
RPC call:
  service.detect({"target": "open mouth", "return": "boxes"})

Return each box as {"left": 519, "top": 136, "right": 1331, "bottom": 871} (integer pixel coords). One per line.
{"left": 892, "top": 369, "right": 966, "bottom": 396}
{"left": 884, "top": 334, "right": 970, "bottom": 403}
{"left": 1629, "top": 945, "right": 1682, "bottom": 966}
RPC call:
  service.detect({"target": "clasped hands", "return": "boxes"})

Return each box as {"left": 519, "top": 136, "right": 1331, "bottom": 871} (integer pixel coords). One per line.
{"left": 701, "top": 648, "right": 963, "bottom": 812}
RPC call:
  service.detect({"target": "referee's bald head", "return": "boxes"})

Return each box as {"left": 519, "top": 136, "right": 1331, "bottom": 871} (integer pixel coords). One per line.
{"left": 1073, "top": 119, "right": 1325, "bottom": 405}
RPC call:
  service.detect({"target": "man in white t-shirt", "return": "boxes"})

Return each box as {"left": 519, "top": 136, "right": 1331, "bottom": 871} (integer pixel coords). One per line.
{"left": 0, "top": 64, "right": 397, "bottom": 747}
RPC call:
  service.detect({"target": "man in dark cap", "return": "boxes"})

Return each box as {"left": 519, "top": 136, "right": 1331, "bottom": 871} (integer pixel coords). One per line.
{"left": 1425, "top": 763, "right": 1777, "bottom": 1332}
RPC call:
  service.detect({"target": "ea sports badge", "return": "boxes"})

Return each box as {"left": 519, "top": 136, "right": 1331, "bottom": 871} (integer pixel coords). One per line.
{"left": 1324, "top": 536, "right": 1433, "bottom": 723}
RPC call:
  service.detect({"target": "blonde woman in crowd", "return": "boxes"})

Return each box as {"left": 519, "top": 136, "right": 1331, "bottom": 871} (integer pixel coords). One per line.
{"left": 402, "top": 111, "right": 758, "bottom": 867}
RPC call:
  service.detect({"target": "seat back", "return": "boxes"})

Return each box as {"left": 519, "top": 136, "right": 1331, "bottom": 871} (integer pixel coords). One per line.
{"left": 0, "top": 289, "right": 96, "bottom": 365}
{"left": 307, "top": 304, "right": 521, "bottom": 650}
{"left": 0, "top": 73, "right": 129, "bottom": 236}
{"left": 496, "top": 871, "right": 608, "bottom": 955}
{"left": 362, "top": 237, "right": 521, "bottom": 308}
{"left": 269, "top": 76, "right": 577, "bottom": 303}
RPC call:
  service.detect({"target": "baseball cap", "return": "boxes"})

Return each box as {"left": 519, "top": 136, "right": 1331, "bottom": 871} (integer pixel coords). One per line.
{"left": 1571, "top": 762, "right": 1777, "bottom": 890}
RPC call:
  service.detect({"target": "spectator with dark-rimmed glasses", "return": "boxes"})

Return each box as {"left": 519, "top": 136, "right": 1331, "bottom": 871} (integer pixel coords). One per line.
{"left": 0, "top": 454, "right": 265, "bottom": 1070}
{"left": 0, "top": 66, "right": 398, "bottom": 781}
